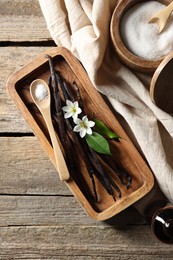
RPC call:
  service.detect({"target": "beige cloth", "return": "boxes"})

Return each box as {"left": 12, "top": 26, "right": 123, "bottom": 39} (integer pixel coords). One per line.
{"left": 39, "top": 0, "right": 173, "bottom": 203}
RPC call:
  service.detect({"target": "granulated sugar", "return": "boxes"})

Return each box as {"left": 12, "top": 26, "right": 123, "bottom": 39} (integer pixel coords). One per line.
{"left": 120, "top": 1, "right": 173, "bottom": 60}
{"left": 35, "top": 83, "right": 48, "bottom": 101}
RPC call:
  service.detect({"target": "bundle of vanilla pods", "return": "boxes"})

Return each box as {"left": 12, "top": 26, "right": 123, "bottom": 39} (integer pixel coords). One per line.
{"left": 45, "top": 54, "right": 132, "bottom": 203}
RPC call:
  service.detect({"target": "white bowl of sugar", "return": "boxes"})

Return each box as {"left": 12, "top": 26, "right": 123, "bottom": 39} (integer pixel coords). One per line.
{"left": 111, "top": 0, "right": 173, "bottom": 73}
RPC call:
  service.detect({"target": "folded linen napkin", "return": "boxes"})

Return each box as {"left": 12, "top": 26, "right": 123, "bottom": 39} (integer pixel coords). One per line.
{"left": 38, "top": 0, "right": 173, "bottom": 203}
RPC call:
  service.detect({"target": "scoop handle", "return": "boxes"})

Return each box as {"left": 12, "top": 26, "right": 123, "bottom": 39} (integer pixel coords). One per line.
{"left": 160, "top": 1, "right": 173, "bottom": 22}
{"left": 41, "top": 108, "right": 70, "bottom": 181}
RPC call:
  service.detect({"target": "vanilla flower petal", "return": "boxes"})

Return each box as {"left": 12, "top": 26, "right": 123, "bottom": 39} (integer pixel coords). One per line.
{"left": 62, "top": 106, "right": 71, "bottom": 112}
{"left": 73, "top": 124, "right": 81, "bottom": 132}
{"left": 82, "top": 115, "right": 88, "bottom": 123}
{"left": 80, "top": 128, "right": 87, "bottom": 138}
{"left": 74, "top": 117, "right": 82, "bottom": 125}
{"left": 86, "top": 127, "right": 92, "bottom": 135}
{"left": 88, "top": 121, "right": 95, "bottom": 127}
{"left": 66, "top": 100, "right": 73, "bottom": 106}
{"left": 73, "top": 101, "right": 78, "bottom": 107}
{"left": 64, "top": 111, "right": 74, "bottom": 118}
{"left": 62, "top": 101, "right": 73, "bottom": 112}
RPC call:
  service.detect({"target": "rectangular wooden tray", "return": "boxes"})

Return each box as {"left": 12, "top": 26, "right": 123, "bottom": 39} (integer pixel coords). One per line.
{"left": 6, "top": 47, "right": 154, "bottom": 221}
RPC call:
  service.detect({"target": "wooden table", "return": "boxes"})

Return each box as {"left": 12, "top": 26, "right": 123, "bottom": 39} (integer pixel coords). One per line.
{"left": 1, "top": 0, "right": 172, "bottom": 258}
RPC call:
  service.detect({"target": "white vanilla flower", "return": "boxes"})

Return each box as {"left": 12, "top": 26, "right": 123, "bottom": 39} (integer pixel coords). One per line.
{"left": 73, "top": 116, "right": 95, "bottom": 138}
{"left": 62, "top": 100, "right": 82, "bottom": 119}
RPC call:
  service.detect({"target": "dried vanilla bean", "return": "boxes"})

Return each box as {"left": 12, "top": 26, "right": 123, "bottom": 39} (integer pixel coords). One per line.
{"left": 53, "top": 69, "right": 99, "bottom": 201}
{"left": 63, "top": 76, "right": 121, "bottom": 200}
{"left": 65, "top": 117, "right": 98, "bottom": 203}
{"left": 45, "top": 54, "right": 133, "bottom": 204}
{"left": 45, "top": 59, "right": 98, "bottom": 202}
{"left": 72, "top": 81, "right": 84, "bottom": 111}
{"left": 55, "top": 72, "right": 72, "bottom": 102}
{"left": 69, "top": 82, "right": 117, "bottom": 197}
{"left": 46, "top": 55, "right": 74, "bottom": 170}
{"left": 72, "top": 81, "right": 132, "bottom": 190}
{"left": 100, "top": 155, "right": 132, "bottom": 189}
{"left": 59, "top": 77, "right": 117, "bottom": 201}
{"left": 72, "top": 80, "right": 131, "bottom": 193}
{"left": 88, "top": 147, "right": 118, "bottom": 201}
{"left": 116, "top": 165, "right": 132, "bottom": 189}
{"left": 58, "top": 73, "right": 75, "bottom": 102}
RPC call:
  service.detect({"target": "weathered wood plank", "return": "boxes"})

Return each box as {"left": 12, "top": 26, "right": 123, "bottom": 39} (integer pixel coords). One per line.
{"left": 0, "top": 0, "right": 51, "bottom": 41}
{"left": 0, "top": 195, "right": 90, "bottom": 226}
{"left": 0, "top": 226, "right": 172, "bottom": 259}
{"left": 1, "top": 136, "right": 70, "bottom": 195}
{"left": 0, "top": 135, "right": 147, "bottom": 226}
{"left": 0, "top": 195, "right": 144, "bottom": 227}
{"left": 0, "top": 136, "right": 146, "bottom": 225}
{"left": 1, "top": 46, "right": 52, "bottom": 133}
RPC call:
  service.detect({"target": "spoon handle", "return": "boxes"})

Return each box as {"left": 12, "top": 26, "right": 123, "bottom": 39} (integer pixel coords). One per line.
{"left": 160, "top": 1, "right": 173, "bottom": 20}
{"left": 42, "top": 108, "right": 70, "bottom": 181}
{"left": 165, "top": 1, "right": 173, "bottom": 12}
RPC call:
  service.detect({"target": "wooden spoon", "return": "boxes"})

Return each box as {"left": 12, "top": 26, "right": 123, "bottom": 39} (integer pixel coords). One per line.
{"left": 30, "top": 79, "right": 70, "bottom": 181}
{"left": 148, "top": 1, "right": 173, "bottom": 33}
{"left": 150, "top": 51, "right": 173, "bottom": 114}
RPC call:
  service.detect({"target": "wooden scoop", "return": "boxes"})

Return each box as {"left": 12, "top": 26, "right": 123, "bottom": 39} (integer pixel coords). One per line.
{"left": 30, "top": 79, "right": 70, "bottom": 181}
{"left": 150, "top": 51, "right": 173, "bottom": 114}
{"left": 148, "top": 1, "right": 173, "bottom": 33}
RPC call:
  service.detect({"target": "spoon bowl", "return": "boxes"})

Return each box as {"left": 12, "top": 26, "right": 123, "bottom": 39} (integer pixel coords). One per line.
{"left": 30, "top": 79, "right": 50, "bottom": 108}
{"left": 30, "top": 79, "right": 70, "bottom": 181}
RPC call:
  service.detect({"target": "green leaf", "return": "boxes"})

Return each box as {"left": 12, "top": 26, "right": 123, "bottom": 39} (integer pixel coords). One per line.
{"left": 93, "top": 118, "right": 120, "bottom": 139}
{"left": 85, "top": 131, "right": 112, "bottom": 155}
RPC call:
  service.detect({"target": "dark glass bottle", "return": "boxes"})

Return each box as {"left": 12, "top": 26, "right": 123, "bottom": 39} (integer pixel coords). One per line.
{"left": 134, "top": 182, "right": 173, "bottom": 244}
{"left": 151, "top": 206, "right": 173, "bottom": 244}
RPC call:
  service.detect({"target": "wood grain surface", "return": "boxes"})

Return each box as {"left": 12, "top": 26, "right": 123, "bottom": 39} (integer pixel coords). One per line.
{"left": 1, "top": 0, "right": 173, "bottom": 259}
{"left": 0, "top": 0, "right": 51, "bottom": 42}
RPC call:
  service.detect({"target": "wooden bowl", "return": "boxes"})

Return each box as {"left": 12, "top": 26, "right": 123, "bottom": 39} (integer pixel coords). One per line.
{"left": 6, "top": 47, "right": 154, "bottom": 220}
{"left": 110, "top": 0, "right": 171, "bottom": 73}
{"left": 150, "top": 50, "right": 173, "bottom": 114}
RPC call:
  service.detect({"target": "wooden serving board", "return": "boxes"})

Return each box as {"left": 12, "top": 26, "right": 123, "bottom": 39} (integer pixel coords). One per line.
{"left": 6, "top": 47, "right": 154, "bottom": 221}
